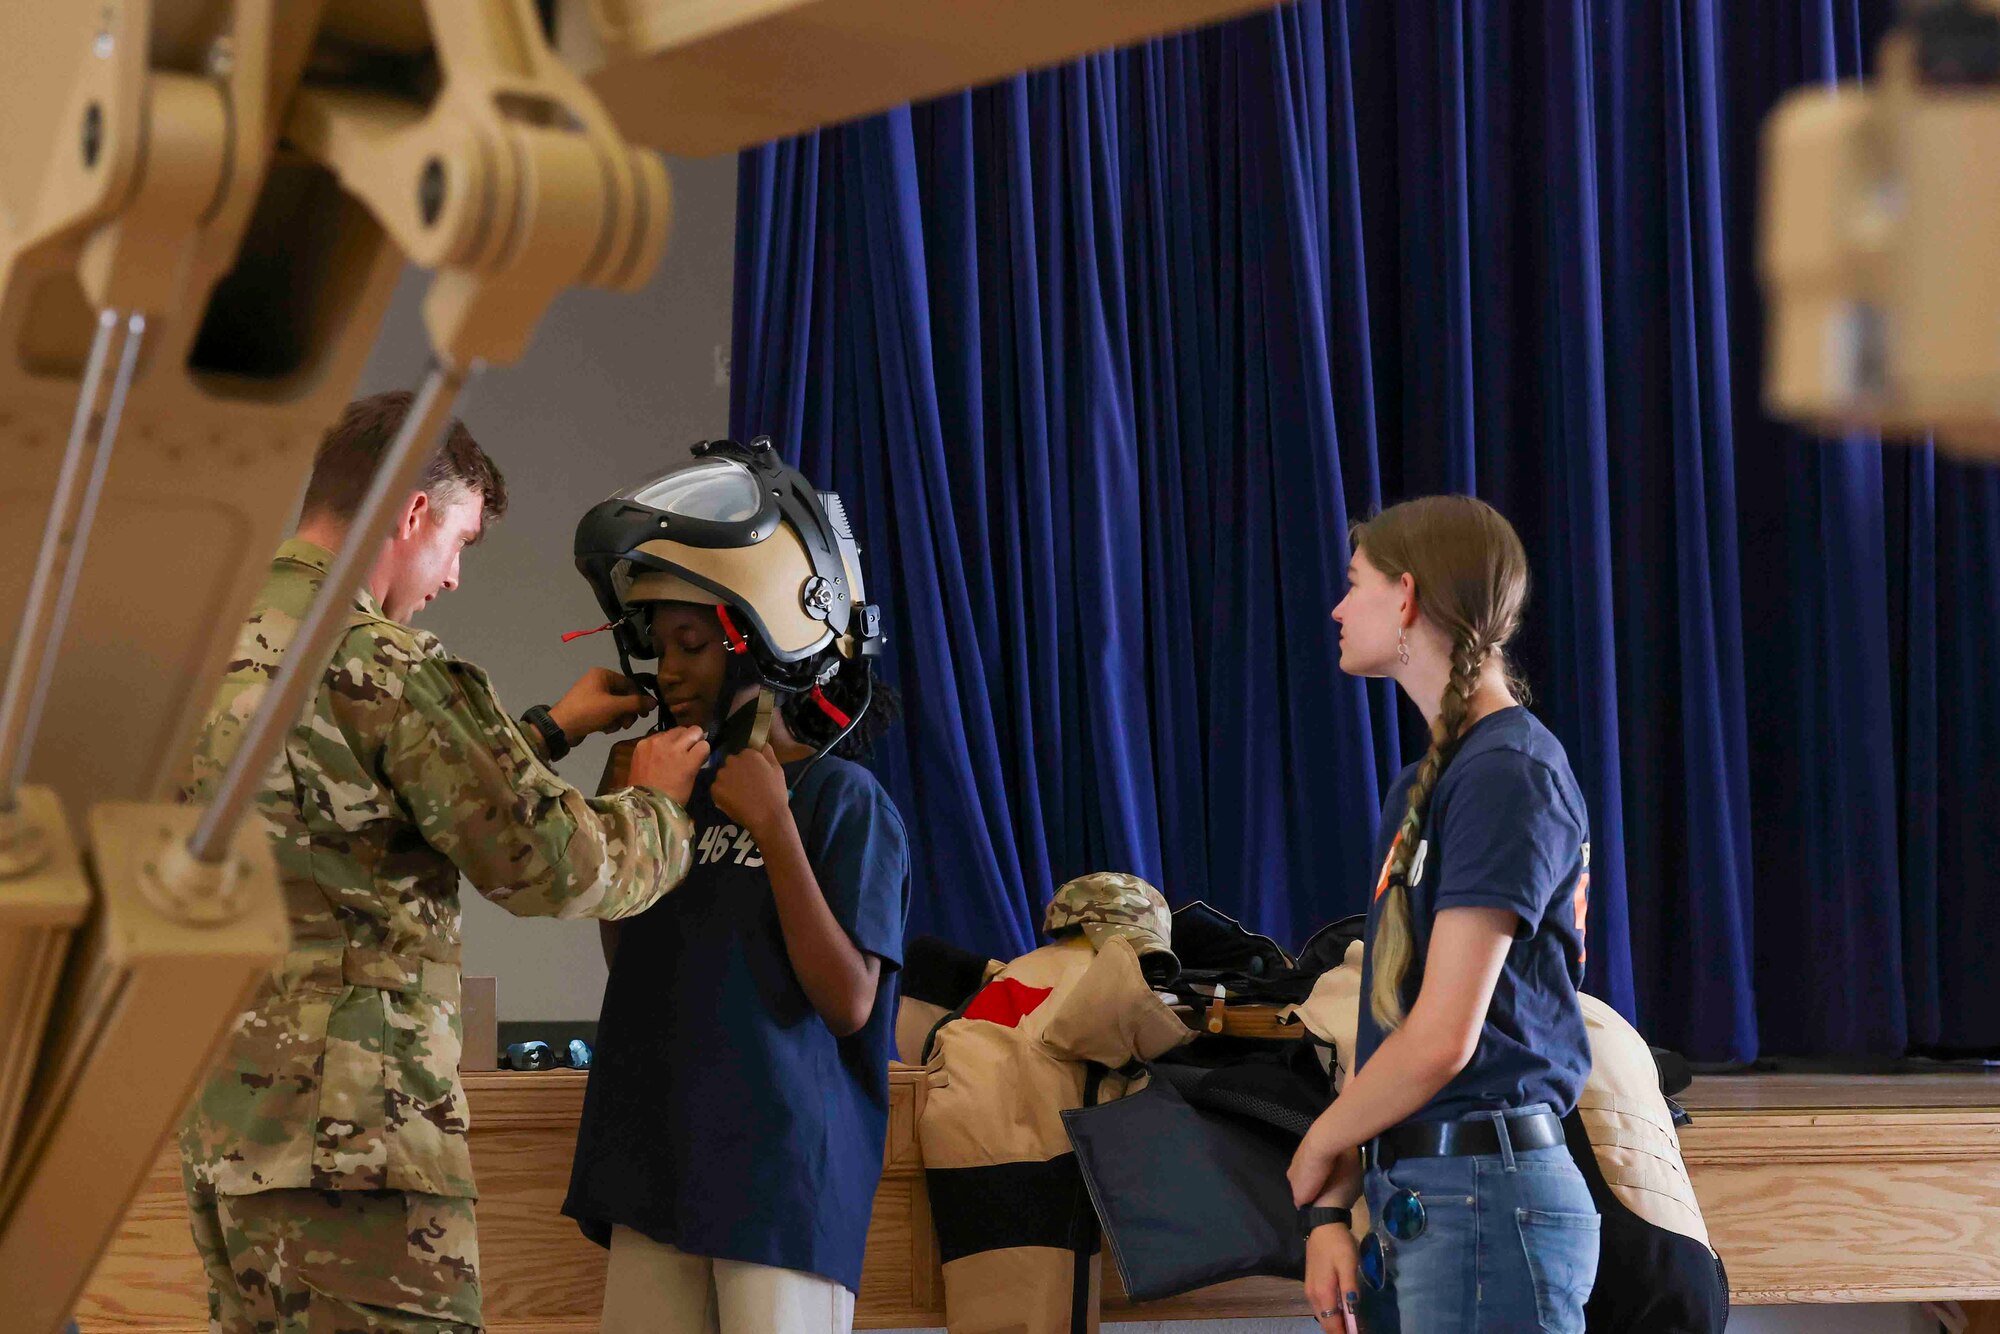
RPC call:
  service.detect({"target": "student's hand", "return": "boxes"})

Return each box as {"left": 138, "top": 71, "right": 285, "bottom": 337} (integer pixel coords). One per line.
{"left": 1304, "top": 1223, "right": 1362, "bottom": 1334}
{"left": 549, "top": 668, "right": 656, "bottom": 742}
{"left": 1289, "top": 1120, "right": 1360, "bottom": 1208}
{"left": 628, "top": 726, "right": 710, "bottom": 804}
{"left": 711, "top": 744, "right": 792, "bottom": 838}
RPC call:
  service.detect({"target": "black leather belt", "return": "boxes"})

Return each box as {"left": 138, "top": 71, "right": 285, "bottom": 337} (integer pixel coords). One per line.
{"left": 1371, "top": 1110, "right": 1565, "bottom": 1169}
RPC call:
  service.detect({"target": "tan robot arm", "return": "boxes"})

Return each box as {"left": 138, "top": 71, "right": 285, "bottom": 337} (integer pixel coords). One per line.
{"left": 0, "top": 3, "right": 1279, "bottom": 1330}
{"left": 0, "top": 9, "right": 673, "bottom": 1327}
{"left": 1762, "top": 0, "right": 2000, "bottom": 458}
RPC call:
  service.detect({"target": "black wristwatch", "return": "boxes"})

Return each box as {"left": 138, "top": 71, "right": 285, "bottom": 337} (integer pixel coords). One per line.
{"left": 1298, "top": 1205, "right": 1353, "bottom": 1237}
{"left": 520, "top": 704, "right": 570, "bottom": 762}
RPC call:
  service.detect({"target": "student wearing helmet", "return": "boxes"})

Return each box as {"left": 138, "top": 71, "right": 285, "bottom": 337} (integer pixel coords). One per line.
{"left": 562, "top": 440, "right": 909, "bottom": 1334}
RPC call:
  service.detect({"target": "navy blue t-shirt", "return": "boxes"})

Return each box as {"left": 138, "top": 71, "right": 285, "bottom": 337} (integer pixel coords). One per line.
{"left": 563, "top": 755, "right": 910, "bottom": 1292}
{"left": 1352, "top": 707, "right": 1592, "bottom": 1123}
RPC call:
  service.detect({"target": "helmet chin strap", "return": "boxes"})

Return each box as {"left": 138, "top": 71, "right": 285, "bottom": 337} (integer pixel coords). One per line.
{"left": 607, "top": 621, "right": 669, "bottom": 736}
{"left": 747, "top": 687, "right": 776, "bottom": 752}
{"left": 713, "top": 602, "right": 773, "bottom": 751}
{"left": 704, "top": 683, "right": 777, "bottom": 772}
{"left": 704, "top": 670, "right": 871, "bottom": 799}
{"left": 701, "top": 600, "right": 871, "bottom": 792}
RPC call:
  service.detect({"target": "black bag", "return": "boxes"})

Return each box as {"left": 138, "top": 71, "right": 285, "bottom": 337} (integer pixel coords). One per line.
{"left": 1149, "top": 1032, "right": 1333, "bottom": 1135}
{"left": 1170, "top": 901, "right": 1296, "bottom": 976}
{"left": 1068, "top": 1029, "right": 1725, "bottom": 1334}
{"left": 1061, "top": 1074, "right": 1304, "bottom": 1302}
{"left": 1169, "top": 904, "right": 1366, "bottom": 1006}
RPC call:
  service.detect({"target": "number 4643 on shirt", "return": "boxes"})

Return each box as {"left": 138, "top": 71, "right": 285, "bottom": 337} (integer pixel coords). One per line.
{"left": 696, "top": 822, "right": 765, "bottom": 869}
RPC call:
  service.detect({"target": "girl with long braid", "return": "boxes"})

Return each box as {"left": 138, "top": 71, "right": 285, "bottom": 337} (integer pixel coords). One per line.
{"left": 1287, "top": 496, "right": 1599, "bottom": 1334}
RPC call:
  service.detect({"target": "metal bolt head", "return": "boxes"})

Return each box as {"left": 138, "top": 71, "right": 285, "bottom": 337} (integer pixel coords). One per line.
{"left": 93, "top": 7, "right": 114, "bottom": 58}
{"left": 803, "top": 577, "right": 834, "bottom": 620}
{"left": 206, "top": 35, "right": 235, "bottom": 78}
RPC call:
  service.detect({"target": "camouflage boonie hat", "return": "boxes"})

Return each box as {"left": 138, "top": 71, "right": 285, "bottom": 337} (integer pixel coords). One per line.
{"left": 1044, "top": 872, "right": 1178, "bottom": 969}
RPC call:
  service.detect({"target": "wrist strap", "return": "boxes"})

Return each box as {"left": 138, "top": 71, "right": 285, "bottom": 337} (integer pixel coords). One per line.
{"left": 1298, "top": 1205, "right": 1353, "bottom": 1237}
{"left": 522, "top": 704, "right": 570, "bottom": 762}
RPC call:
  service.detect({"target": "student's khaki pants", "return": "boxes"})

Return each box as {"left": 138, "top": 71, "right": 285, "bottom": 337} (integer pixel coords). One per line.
{"left": 602, "top": 1225, "right": 856, "bottom": 1334}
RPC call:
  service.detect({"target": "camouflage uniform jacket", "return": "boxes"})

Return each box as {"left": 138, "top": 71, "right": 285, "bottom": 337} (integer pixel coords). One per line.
{"left": 179, "top": 539, "right": 694, "bottom": 1199}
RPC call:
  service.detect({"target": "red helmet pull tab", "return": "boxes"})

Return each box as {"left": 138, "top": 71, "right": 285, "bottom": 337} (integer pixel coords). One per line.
{"left": 561, "top": 621, "right": 615, "bottom": 643}
{"left": 810, "top": 685, "right": 852, "bottom": 729}
{"left": 715, "top": 604, "right": 751, "bottom": 655}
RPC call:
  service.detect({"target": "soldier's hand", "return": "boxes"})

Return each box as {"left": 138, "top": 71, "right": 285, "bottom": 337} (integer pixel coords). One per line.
{"left": 549, "top": 667, "right": 656, "bottom": 742}
{"left": 628, "top": 726, "right": 710, "bottom": 804}
{"left": 711, "top": 744, "right": 791, "bottom": 837}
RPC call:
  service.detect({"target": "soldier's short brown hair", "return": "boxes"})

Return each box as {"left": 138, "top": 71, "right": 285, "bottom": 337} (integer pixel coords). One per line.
{"left": 300, "top": 391, "right": 508, "bottom": 525}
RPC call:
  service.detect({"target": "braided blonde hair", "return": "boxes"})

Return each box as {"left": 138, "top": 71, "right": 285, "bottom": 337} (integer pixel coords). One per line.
{"left": 1353, "top": 496, "right": 1530, "bottom": 1030}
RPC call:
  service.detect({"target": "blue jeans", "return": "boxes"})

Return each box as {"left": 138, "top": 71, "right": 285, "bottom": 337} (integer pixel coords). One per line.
{"left": 1360, "top": 1105, "right": 1600, "bottom": 1334}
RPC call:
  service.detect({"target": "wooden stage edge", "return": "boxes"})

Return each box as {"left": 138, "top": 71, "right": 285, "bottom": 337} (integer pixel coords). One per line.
{"left": 76, "top": 1071, "right": 2000, "bottom": 1330}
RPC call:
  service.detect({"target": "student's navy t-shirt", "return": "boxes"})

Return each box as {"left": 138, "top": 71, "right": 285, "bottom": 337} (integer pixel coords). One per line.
{"left": 563, "top": 755, "right": 909, "bottom": 1292}
{"left": 1352, "top": 707, "right": 1592, "bottom": 1124}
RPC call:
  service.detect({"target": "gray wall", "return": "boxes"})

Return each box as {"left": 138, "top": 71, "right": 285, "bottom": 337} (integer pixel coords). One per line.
{"left": 356, "top": 151, "right": 736, "bottom": 1024}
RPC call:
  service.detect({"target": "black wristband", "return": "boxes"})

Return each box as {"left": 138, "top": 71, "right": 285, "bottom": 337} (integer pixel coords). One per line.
{"left": 521, "top": 704, "right": 570, "bottom": 762}
{"left": 1298, "top": 1205, "right": 1353, "bottom": 1237}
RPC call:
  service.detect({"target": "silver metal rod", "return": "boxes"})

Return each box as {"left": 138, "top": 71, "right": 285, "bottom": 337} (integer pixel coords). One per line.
{"left": 8, "top": 314, "right": 147, "bottom": 802}
{"left": 188, "top": 360, "right": 471, "bottom": 863}
{"left": 0, "top": 310, "right": 123, "bottom": 811}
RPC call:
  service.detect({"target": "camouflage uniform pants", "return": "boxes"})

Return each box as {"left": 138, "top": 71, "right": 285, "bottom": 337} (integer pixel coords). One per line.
{"left": 183, "top": 1173, "right": 482, "bottom": 1334}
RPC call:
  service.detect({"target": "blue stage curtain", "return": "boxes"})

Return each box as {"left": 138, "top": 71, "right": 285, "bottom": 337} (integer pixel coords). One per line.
{"left": 730, "top": 0, "right": 2000, "bottom": 1061}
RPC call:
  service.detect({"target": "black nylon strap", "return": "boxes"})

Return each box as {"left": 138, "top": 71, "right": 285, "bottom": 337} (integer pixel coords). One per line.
{"left": 520, "top": 704, "right": 570, "bottom": 762}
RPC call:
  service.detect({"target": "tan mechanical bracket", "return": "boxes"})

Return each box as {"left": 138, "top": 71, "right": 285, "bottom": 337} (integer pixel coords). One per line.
{"left": 290, "top": 0, "right": 671, "bottom": 366}
{"left": 0, "top": 6, "right": 671, "bottom": 1331}
{"left": 1761, "top": 0, "right": 2000, "bottom": 457}
{"left": 0, "top": 803, "right": 285, "bottom": 1334}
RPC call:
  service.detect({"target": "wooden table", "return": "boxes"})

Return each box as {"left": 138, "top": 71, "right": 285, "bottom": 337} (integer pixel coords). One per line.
{"left": 75, "top": 1070, "right": 2000, "bottom": 1330}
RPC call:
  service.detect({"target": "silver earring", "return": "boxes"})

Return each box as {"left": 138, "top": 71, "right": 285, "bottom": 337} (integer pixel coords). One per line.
{"left": 1397, "top": 627, "right": 1410, "bottom": 666}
